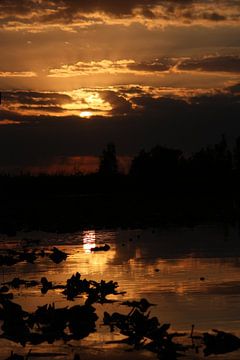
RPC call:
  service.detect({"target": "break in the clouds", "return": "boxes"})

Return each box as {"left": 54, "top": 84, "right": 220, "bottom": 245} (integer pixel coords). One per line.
{"left": 178, "top": 55, "right": 240, "bottom": 73}
{"left": 0, "top": 0, "right": 239, "bottom": 30}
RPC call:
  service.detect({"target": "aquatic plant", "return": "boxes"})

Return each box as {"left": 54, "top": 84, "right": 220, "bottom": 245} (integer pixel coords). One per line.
{"left": 49, "top": 247, "right": 68, "bottom": 264}
{"left": 103, "top": 303, "right": 189, "bottom": 359}
{"left": 91, "top": 244, "right": 110, "bottom": 252}
{"left": 0, "top": 299, "right": 98, "bottom": 346}
{"left": 203, "top": 329, "right": 240, "bottom": 356}
{"left": 0, "top": 247, "right": 67, "bottom": 267}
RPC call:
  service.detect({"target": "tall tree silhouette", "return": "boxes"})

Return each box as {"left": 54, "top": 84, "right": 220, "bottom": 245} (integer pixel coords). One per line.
{"left": 234, "top": 136, "right": 240, "bottom": 171}
{"left": 130, "top": 145, "right": 182, "bottom": 178}
{"left": 98, "top": 143, "right": 118, "bottom": 176}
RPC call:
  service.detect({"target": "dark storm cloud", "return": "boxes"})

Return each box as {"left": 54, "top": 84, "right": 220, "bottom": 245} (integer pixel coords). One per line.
{"left": 132, "top": 95, "right": 188, "bottom": 112}
{"left": 0, "top": 110, "right": 77, "bottom": 124}
{"left": 18, "top": 105, "right": 65, "bottom": 113}
{"left": 202, "top": 12, "right": 226, "bottom": 21}
{"left": 3, "top": 91, "right": 72, "bottom": 106}
{"left": 0, "top": 0, "right": 194, "bottom": 17}
{"left": 227, "top": 82, "right": 240, "bottom": 94}
{"left": 0, "top": 109, "right": 20, "bottom": 122}
{"left": 1, "top": 91, "right": 74, "bottom": 115}
{"left": 118, "top": 86, "right": 145, "bottom": 95}
{"left": 49, "top": 56, "right": 240, "bottom": 78}
{"left": 190, "top": 92, "right": 240, "bottom": 106}
{"left": 128, "top": 59, "right": 172, "bottom": 72}
{"left": 178, "top": 55, "right": 240, "bottom": 73}
{"left": 0, "top": 0, "right": 239, "bottom": 29}
{"left": 48, "top": 59, "right": 175, "bottom": 77}
{"left": 100, "top": 91, "right": 133, "bottom": 115}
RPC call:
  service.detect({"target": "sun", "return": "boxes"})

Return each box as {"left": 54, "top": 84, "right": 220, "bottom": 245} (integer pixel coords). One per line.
{"left": 80, "top": 111, "right": 92, "bottom": 118}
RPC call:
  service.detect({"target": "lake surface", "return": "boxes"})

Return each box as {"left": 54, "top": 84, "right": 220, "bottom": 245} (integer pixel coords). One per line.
{"left": 1, "top": 224, "right": 240, "bottom": 359}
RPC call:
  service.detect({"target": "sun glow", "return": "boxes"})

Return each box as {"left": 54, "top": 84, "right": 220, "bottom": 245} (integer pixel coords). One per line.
{"left": 61, "top": 89, "right": 112, "bottom": 117}
{"left": 80, "top": 111, "right": 92, "bottom": 118}
{"left": 83, "top": 230, "right": 96, "bottom": 253}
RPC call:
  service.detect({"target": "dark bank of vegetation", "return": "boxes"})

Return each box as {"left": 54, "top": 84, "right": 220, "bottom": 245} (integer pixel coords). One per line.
{"left": 1, "top": 135, "right": 240, "bottom": 234}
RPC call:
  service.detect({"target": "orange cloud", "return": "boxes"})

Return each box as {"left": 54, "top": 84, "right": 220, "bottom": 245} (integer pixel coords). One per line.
{"left": 48, "top": 56, "right": 240, "bottom": 79}
{"left": 0, "top": 0, "right": 239, "bottom": 32}
{"left": 0, "top": 71, "right": 37, "bottom": 77}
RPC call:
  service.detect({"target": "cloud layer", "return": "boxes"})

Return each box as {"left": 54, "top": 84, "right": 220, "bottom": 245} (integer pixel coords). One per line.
{"left": 0, "top": 1, "right": 239, "bottom": 173}
{"left": 0, "top": 0, "right": 239, "bottom": 31}
{"left": 0, "top": 81, "right": 240, "bottom": 172}
{"left": 48, "top": 56, "right": 240, "bottom": 78}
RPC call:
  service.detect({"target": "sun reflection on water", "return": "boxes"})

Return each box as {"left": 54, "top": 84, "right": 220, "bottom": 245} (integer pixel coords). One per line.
{"left": 76, "top": 230, "right": 117, "bottom": 274}
{"left": 83, "top": 230, "right": 96, "bottom": 253}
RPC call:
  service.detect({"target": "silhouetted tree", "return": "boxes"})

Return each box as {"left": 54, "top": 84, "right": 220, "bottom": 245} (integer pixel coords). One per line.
{"left": 98, "top": 143, "right": 118, "bottom": 176}
{"left": 129, "top": 149, "right": 151, "bottom": 177}
{"left": 214, "top": 134, "right": 232, "bottom": 174}
{"left": 234, "top": 136, "right": 240, "bottom": 171}
{"left": 187, "top": 134, "right": 233, "bottom": 195}
{"left": 130, "top": 145, "right": 182, "bottom": 179}
{"left": 150, "top": 146, "right": 182, "bottom": 176}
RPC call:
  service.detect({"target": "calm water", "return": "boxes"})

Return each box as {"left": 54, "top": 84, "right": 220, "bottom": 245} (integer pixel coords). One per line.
{"left": 1, "top": 224, "right": 240, "bottom": 359}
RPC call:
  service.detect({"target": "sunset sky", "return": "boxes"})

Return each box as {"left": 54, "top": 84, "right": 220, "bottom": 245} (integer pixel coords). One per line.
{"left": 0, "top": 0, "right": 240, "bottom": 173}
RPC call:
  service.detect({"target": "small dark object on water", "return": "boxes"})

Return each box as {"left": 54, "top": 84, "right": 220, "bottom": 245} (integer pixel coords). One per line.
{"left": 49, "top": 247, "right": 67, "bottom": 263}
{"left": 19, "top": 251, "right": 37, "bottom": 264}
{"left": 190, "top": 324, "right": 202, "bottom": 340}
{"left": 0, "top": 255, "right": 19, "bottom": 267}
{"left": 4, "top": 350, "right": 32, "bottom": 360}
{"left": 0, "top": 286, "right": 9, "bottom": 293}
{"left": 40, "top": 277, "right": 65, "bottom": 294}
{"left": 5, "top": 278, "right": 23, "bottom": 288}
{"left": 203, "top": 329, "right": 240, "bottom": 356}
{"left": 121, "top": 298, "right": 155, "bottom": 313}
{"left": 73, "top": 355, "right": 81, "bottom": 360}
{"left": 155, "top": 269, "right": 160, "bottom": 272}
{"left": 5, "top": 352, "right": 24, "bottom": 360}
{"left": 41, "top": 277, "right": 53, "bottom": 294}
{"left": 91, "top": 244, "right": 110, "bottom": 252}
{"left": 3, "top": 278, "right": 38, "bottom": 289}
{"left": 200, "top": 277, "right": 205, "bottom": 281}
{"left": 22, "top": 238, "right": 41, "bottom": 245}
{"left": 0, "top": 292, "right": 13, "bottom": 300}
{"left": 39, "top": 250, "right": 45, "bottom": 257}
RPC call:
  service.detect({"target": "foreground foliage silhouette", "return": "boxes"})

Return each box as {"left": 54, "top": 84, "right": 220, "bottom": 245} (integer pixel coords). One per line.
{"left": 0, "top": 247, "right": 67, "bottom": 266}
{"left": 0, "top": 299, "right": 98, "bottom": 346}
{"left": 1, "top": 273, "right": 240, "bottom": 359}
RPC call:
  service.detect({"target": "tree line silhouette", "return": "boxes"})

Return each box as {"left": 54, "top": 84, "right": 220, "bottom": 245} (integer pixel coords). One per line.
{"left": 1, "top": 135, "right": 240, "bottom": 193}
{"left": 97, "top": 135, "right": 239, "bottom": 193}
{"left": 0, "top": 135, "right": 240, "bottom": 234}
